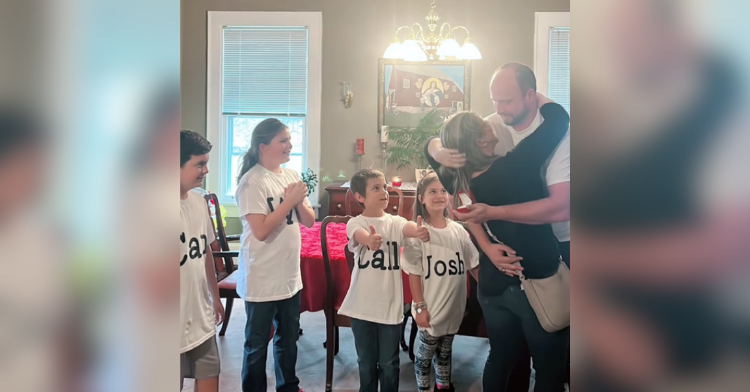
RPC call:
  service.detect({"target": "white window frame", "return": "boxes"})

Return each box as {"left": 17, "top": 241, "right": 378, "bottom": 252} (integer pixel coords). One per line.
{"left": 534, "top": 12, "right": 570, "bottom": 97}
{"left": 206, "top": 11, "right": 323, "bottom": 213}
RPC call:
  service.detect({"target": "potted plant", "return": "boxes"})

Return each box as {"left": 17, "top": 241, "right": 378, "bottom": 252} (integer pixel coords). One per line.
{"left": 301, "top": 168, "right": 318, "bottom": 195}
{"left": 385, "top": 109, "right": 445, "bottom": 182}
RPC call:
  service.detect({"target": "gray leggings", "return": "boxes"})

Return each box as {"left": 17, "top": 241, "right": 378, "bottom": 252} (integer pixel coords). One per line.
{"left": 414, "top": 330, "right": 455, "bottom": 391}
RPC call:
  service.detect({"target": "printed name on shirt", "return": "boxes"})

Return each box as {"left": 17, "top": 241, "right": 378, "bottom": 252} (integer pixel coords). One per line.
{"left": 359, "top": 240, "right": 401, "bottom": 271}
{"left": 180, "top": 232, "right": 208, "bottom": 266}
{"left": 424, "top": 252, "right": 465, "bottom": 279}
{"left": 266, "top": 196, "right": 300, "bottom": 225}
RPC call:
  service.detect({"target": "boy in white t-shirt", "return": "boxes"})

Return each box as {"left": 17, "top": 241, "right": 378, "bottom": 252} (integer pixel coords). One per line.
{"left": 180, "top": 130, "right": 225, "bottom": 392}
{"left": 339, "top": 169, "right": 430, "bottom": 392}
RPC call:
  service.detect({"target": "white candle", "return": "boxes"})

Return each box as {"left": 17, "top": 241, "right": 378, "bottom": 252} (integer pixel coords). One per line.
{"left": 381, "top": 126, "right": 389, "bottom": 143}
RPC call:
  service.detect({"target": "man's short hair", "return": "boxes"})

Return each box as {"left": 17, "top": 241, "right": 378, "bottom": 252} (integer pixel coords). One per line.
{"left": 180, "top": 130, "right": 212, "bottom": 167}
{"left": 350, "top": 169, "right": 384, "bottom": 203}
{"left": 494, "top": 62, "right": 537, "bottom": 94}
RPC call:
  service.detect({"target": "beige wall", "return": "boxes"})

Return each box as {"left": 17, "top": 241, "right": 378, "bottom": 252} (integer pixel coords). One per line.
{"left": 182, "top": 0, "right": 569, "bottom": 211}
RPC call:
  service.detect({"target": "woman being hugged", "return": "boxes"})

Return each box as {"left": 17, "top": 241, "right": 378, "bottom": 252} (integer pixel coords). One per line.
{"left": 425, "top": 96, "right": 570, "bottom": 391}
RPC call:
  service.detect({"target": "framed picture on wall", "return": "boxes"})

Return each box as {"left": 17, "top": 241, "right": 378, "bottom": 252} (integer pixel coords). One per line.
{"left": 378, "top": 59, "right": 472, "bottom": 133}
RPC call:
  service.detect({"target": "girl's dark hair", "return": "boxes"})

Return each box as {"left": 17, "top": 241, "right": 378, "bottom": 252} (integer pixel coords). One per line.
{"left": 236, "top": 118, "right": 288, "bottom": 183}
{"left": 413, "top": 171, "right": 449, "bottom": 224}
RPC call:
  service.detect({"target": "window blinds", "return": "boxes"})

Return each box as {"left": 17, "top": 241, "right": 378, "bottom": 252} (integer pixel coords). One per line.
{"left": 548, "top": 27, "right": 570, "bottom": 112}
{"left": 222, "top": 26, "right": 309, "bottom": 115}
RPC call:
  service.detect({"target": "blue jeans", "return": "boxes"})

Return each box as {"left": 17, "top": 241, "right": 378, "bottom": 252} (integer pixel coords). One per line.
{"left": 349, "top": 318, "right": 401, "bottom": 392}
{"left": 479, "top": 286, "right": 568, "bottom": 392}
{"left": 241, "top": 292, "right": 301, "bottom": 392}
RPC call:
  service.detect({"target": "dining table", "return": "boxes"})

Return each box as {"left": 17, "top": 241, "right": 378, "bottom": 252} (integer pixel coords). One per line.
{"left": 298, "top": 221, "right": 486, "bottom": 339}
{"left": 298, "top": 221, "right": 413, "bottom": 313}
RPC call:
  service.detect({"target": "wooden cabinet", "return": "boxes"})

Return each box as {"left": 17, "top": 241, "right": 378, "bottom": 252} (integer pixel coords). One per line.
{"left": 325, "top": 183, "right": 416, "bottom": 219}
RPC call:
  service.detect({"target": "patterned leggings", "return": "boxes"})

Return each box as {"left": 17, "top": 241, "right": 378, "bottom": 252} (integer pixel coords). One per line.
{"left": 414, "top": 330, "right": 455, "bottom": 391}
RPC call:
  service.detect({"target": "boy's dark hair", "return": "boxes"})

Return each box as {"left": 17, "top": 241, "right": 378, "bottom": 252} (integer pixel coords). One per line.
{"left": 0, "top": 107, "right": 45, "bottom": 159}
{"left": 180, "top": 130, "right": 212, "bottom": 167}
{"left": 350, "top": 169, "right": 384, "bottom": 204}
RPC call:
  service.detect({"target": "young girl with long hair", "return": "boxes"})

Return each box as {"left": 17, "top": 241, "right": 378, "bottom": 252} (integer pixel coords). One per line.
{"left": 235, "top": 118, "right": 315, "bottom": 392}
{"left": 402, "top": 172, "right": 480, "bottom": 392}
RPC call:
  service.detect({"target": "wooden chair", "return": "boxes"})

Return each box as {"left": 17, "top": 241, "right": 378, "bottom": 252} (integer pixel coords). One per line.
{"left": 205, "top": 192, "right": 305, "bottom": 338}
{"left": 320, "top": 215, "right": 355, "bottom": 392}
{"left": 204, "top": 193, "right": 240, "bottom": 336}
{"left": 344, "top": 185, "right": 404, "bottom": 217}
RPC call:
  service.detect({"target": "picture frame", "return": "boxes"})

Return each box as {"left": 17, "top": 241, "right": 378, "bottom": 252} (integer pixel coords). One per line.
{"left": 378, "top": 59, "right": 472, "bottom": 133}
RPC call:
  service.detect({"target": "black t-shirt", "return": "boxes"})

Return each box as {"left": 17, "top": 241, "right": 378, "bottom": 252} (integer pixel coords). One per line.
{"left": 426, "top": 103, "right": 571, "bottom": 296}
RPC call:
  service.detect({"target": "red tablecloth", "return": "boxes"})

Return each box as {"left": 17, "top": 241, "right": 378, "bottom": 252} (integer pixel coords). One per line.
{"left": 299, "top": 222, "right": 412, "bottom": 313}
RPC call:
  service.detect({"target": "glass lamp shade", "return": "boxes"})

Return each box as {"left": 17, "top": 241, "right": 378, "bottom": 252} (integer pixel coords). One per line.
{"left": 402, "top": 39, "right": 428, "bottom": 62}
{"left": 437, "top": 38, "right": 461, "bottom": 57}
{"left": 458, "top": 40, "right": 482, "bottom": 60}
{"left": 383, "top": 41, "right": 404, "bottom": 59}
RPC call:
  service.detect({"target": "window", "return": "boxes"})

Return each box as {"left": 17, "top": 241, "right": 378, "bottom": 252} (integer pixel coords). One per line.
{"left": 207, "top": 12, "right": 322, "bottom": 206}
{"left": 534, "top": 12, "right": 570, "bottom": 112}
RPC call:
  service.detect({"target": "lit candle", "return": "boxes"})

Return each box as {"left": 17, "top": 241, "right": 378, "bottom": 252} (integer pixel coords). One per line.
{"left": 392, "top": 176, "right": 402, "bottom": 187}
{"left": 381, "top": 126, "right": 389, "bottom": 143}
{"left": 356, "top": 138, "right": 365, "bottom": 155}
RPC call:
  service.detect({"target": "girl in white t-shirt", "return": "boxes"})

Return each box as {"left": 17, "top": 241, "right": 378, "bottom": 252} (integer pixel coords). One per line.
{"left": 234, "top": 118, "right": 316, "bottom": 392}
{"left": 403, "top": 172, "right": 480, "bottom": 392}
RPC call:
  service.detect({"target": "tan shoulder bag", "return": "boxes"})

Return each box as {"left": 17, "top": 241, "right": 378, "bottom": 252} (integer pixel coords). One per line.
{"left": 483, "top": 223, "right": 570, "bottom": 333}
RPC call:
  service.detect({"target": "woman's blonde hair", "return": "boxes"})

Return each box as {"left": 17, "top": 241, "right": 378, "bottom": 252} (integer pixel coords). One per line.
{"left": 438, "top": 111, "right": 496, "bottom": 206}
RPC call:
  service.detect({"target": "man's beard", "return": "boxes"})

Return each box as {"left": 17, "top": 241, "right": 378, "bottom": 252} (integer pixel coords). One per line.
{"left": 503, "top": 109, "right": 530, "bottom": 127}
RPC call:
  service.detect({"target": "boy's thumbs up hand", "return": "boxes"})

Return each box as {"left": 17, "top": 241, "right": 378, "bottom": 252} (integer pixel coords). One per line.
{"left": 367, "top": 225, "right": 382, "bottom": 250}
{"left": 416, "top": 216, "right": 430, "bottom": 242}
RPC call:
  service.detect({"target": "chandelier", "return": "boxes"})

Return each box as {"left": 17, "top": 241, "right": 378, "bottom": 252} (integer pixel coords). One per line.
{"left": 383, "top": 0, "right": 482, "bottom": 62}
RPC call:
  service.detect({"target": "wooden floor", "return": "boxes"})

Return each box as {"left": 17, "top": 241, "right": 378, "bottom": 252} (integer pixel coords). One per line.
{"left": 183, "top": 299, "right": 496, "bottom": 391}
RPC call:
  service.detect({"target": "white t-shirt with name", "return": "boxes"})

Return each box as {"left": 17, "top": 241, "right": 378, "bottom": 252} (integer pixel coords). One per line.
{"left": 402, "top": 220, "right": 479, "bottom": 337}
{"left": 180, "top": 190, "right": 217, "bottom": 353}
{"left": 235, "top": 165, "right": 310, "bottom": 302}
{"left": 339, "top": 214, "right": 410, "bottom": 325}
{"left": 487, "top": 111, "right": 571, "bottom": 242}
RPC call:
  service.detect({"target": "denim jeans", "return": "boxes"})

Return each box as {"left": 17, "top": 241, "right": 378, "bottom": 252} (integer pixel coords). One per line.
{"left": 349, "top": 318, "right": 401, "bottom": 392}
{"left": 479, "top": 286, "right": 568, "bottom": 392}
{"left": 241, "top": 292, "right": 301, "bottom": 392}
